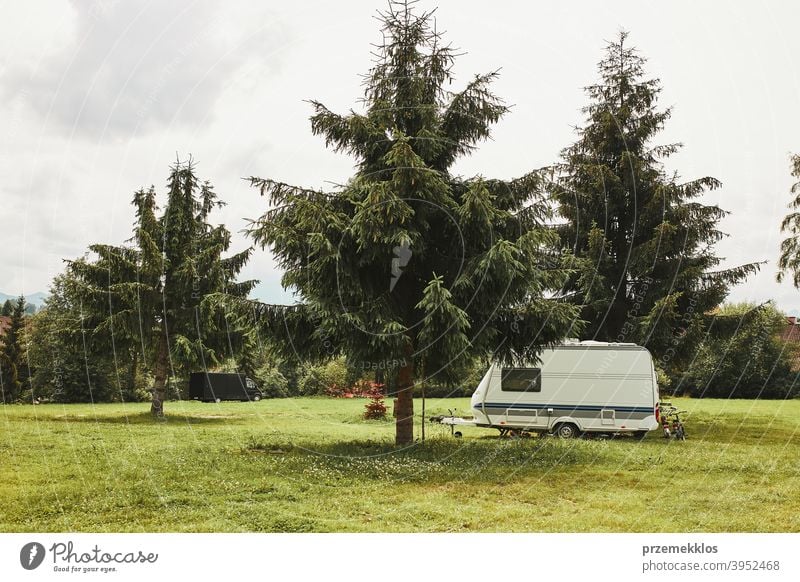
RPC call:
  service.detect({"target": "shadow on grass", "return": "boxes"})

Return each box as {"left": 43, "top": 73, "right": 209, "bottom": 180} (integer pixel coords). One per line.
{"left": 52, "top": 411, "right": 246, "bottom": 425}
{"left": 678, "top": 414, "right": 800, "bottom": 444}
{"left": 242, "top": 435, "right": 611, "bottom": 474}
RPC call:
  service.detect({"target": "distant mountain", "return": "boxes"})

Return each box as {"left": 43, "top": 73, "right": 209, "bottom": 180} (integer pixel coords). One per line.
{"left": 0, "top": 292, "right": 48, "bottom": 310}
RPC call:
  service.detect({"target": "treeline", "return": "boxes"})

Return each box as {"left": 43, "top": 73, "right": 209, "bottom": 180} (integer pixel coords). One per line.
{"left": 5, "top": 298, "right": 797, "bottom": 403}
{"left": 1, "top": 299, "right": 37, "bottom": 316}
{"left": 2, "top": 4, "right": 800, "bottom": 418}
{"left": 673, "top": 303, "right": 798, "bottom": 399}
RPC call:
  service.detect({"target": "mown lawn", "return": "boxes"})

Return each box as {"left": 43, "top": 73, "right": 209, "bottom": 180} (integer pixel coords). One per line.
{"left": 1, "top": 396, "right": 799, "bottom": 532}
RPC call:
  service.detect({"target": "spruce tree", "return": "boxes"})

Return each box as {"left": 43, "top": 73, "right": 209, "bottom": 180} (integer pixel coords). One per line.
{"left": 0, "top": 296, "right": 28, "bottom": 403}
{"left": 247, "top": 1, "right": 579, "bottom": 445}
{"left": 777, "top": 154, "right": 800, "bottom": 286}
{"left": 1, "top": 300, "right": 12, "bottom": 316}
{"left": 70, "top": 159, "right": 256, "bottom": 415}
{"left": 551, "top": 31, "right": 759, "bottom": 372}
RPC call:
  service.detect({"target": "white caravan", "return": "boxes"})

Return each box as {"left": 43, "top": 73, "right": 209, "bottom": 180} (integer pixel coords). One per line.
{"left": 466, "top": 341, "right": 660, "bottom": 438}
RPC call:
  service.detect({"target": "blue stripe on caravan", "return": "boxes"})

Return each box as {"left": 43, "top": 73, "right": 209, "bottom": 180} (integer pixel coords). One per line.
{"left": 475, "top": 402, "right": 654, "bottom": 413}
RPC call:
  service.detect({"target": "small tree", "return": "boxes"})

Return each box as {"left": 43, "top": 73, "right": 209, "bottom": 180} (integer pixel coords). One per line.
{"left": 0, "top": 296, "right": 28, "bottom": 403}
{"left": 551, "top": 31, "right": 760, "bottom": 372}
{"left": 364, "top": 384, "right": 388, "bottom": 420}
{"left": 1, "top": 300, "right": 12, "bottom": 316}
{"left": 247, "top": 2, "right": 578, "bottom": 445}
{"left": 69, "top": 159, "right": 256, "bottom": 415}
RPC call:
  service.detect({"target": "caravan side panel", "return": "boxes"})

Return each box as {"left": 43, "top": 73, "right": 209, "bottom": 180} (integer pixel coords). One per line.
{"left": 539, "top": 346, "right": 656, "bottom": 432}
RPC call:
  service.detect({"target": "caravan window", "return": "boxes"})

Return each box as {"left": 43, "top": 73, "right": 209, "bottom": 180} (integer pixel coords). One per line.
{"left": 500, "top": 368, "right": 541, "bottom": 392}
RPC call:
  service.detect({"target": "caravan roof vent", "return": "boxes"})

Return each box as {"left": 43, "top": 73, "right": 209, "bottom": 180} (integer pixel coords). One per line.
{"left": 578, "top": 340, "right": 638, "bottom": 347}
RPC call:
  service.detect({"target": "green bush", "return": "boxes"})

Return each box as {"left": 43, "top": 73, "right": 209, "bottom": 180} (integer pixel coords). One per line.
{"left": 275, "top": 359, "right": 303, "bottom": 395}
{"left": 680, "top": 302, "right": 798, "bottom": 399}
{"left": 299, "top": 358, "right": 350, "bottom": 396}
{"left": 655, "top": 365, "right": 672, "bottom": 393}
{"left": 298, "top": 366, "right": 328, "bottom": 396}
{"left": 254, "top": 365, "right": 290, "bottom": 399}
{"left": 117, "top": 367, "right": 151, "bottom": 402}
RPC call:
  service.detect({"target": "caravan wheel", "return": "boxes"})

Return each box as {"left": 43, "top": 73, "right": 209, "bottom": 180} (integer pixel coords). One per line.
{"left": 555, "top": 423, "right": 579, "bottom": 439}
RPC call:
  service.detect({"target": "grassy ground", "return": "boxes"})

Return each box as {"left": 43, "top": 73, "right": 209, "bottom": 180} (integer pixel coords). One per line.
{"left": 1, "top": 396, "right": 799, "bottom": 532}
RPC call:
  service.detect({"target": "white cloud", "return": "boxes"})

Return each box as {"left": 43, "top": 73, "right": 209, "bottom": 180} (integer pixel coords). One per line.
{"left": 2, "top": 0, "right": 288, "bottom": 139}
{"left": 0, "top": 0, "right": 799, "bottom": 312}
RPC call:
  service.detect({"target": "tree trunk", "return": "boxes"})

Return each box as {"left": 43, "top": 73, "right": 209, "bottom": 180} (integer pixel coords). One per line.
{"left": 606, "top": 296, "right": 630, "bottom": 342}
{"left": 393, "top": 347, "right": 414, "bottom": 445}
{"left": 420, "top": 375, "right": 425, "bottom": 442}
{"left": 419, "top": 360, "right": 425, "bottom": 442}
{"left": 150, "top": 331, "right": 169, "bottom": 417}
{"left": 126, "top": 350, "right": 138, "bottom": 401}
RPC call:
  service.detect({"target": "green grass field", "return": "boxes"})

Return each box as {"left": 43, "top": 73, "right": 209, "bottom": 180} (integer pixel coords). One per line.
{"left": 1, "top": 396, "right": 799, "bottom": 532}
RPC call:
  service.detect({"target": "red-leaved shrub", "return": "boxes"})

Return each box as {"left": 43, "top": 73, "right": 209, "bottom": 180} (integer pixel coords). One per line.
{"left": 363, "top": 388, "right": 387, "bottom": 420}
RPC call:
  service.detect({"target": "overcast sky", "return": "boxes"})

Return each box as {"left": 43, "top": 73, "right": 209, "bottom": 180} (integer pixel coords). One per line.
{"left": 1, "top": 0, "right": 799, "bottom": 311}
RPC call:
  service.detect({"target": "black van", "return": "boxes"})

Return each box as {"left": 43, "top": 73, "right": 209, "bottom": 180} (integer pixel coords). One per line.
{"left": 189, "top": 373, "right": 264, "bottom": 402}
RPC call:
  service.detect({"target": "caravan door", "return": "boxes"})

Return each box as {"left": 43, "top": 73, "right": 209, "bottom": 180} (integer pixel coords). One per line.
{"left": 500, "top": 368, "right": 543, "bottom": 429}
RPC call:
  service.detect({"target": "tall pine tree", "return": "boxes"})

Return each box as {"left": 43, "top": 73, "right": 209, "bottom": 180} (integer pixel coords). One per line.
{"left": 70, "top": 159, "right": 256, "bottom": 415}
{"left": 0, "top": 296, "right": 28, "bottom": 403}
{"left": 247, "top": 1, "right": 579, "bottom": 445}
{"left": 551, "top": 31, "right": 759, "bottom": 372}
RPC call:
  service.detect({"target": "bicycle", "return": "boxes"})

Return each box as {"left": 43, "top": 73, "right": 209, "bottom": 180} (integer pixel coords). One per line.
{"left": 659, "top": 402, "right": 687, "bottom": 440}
